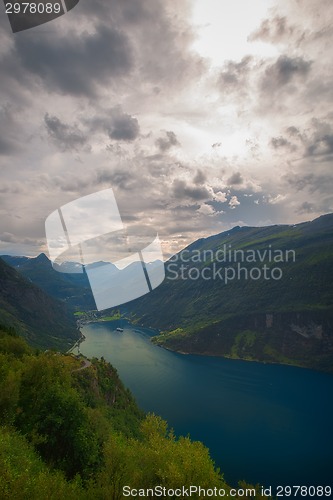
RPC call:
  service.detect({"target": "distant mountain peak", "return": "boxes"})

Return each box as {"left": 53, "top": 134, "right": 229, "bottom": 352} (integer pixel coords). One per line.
{"left": 35, "top": 253, "right": 50, "bottom": 262}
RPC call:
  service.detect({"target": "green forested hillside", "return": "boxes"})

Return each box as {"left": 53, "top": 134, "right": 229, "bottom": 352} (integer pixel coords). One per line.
{"left": 0, "top": 258, "right": 79, "bottom": 350}
{"left": 1, "top": 253, "right": 95, "bottom": 310}
{"left": 126, "top": 214, "right": 333, "bottom": 371}
{"left": 0, "top": 327, "right": 266, "bottom": 499}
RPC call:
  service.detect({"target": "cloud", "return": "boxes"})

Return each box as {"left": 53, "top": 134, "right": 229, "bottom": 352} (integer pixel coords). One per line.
{"left": 0, "top": 136, "right": 16, "bottom": 156}
{"left": 265, "top": 194, "right": 287, "bottom": 205}
{"left": 286, "top": 173, "right": 333, "bottom": 195}
{"left": 14, "top": 24, "right": 133, "bottom": 98}
{"left": 227, "top": 172, "right": 243, "bottom": 185}
{"left": 307, "top": 134, "right": 333, "bottom": 157}
{"left": 156, "top": 131, "right": 180, "bottom": 152}
{"left": 0, "top": 105, "right": 23, "bottom": 156}
{"left": 213, "top": 191, "right": 228, "bottom": 203}
{"left": 286, "top": 126, "right": 303, "bottom": 139}
{"left": 248, "top": 16, "right": 297, "bottom": 44}
{"left": 44, "top": 114, "right": 89, "bottom": 151}
{"left": 0, "top": 232, "right": 17, "bottom": 243}
{"left": 45, "top": 174, "right": 92, "bottom": 194}
{"left": 172, "top": 179, "right": 210, "bottom": 201}
{"left": 0, "top": 0, "right": 332, "bottom": 257}
{"left": 85, "top": 106, "right": 140, "bottom": 143}
{"left": 304, "top": 120, "right": 333, "bottom": 159}
{"left": 218, "top": 56, "right": 253, "bottom": 95}
{"left": 51, "top": 0, "right": 203, "bottom": 101}
{"left": 193, "top": 169, "right": 206, "bottom": 185}
{"left": 107, "top": 107, "right": 140, "bottom": 142}
{"left": 197, "top": 203, "right": 216, "bottom": 216}
{"left": 229, "top": 195, "right": 240, "bottom": 209}
{"left": 297, "top": 202, "right": 315, "bottom": 214}
{"left": 270, "top": 137, "right": 289, "bottom": 148}
{"left": 282, "top": 119, "right": 333, "bottom": 160}
{"left": 0, "top": 182, "right": 26, "bottom": 194}
{"left": 295, "top": 195, "right": 333, "bottom": 217}
{"left": 96, "top": 169, "right": 136, "bottom": 190}
{"left": 270, "top": 136, "right": 297, "bottom": 152}
{"left": 261, "top": 55, "right": 312, "bottom": 90}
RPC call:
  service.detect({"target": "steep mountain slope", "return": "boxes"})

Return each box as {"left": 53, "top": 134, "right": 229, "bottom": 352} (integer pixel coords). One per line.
{"left": 0, "top": 258, "right": 79, "bottom": 350}
{"left": 126, "top": 214, "right": 333, "bottom": 371}
{"left": 2, "top": 253, "right": 95, "bottom": 310}
{"left": 0, "top": 327, "right": 250, "bottom": 499}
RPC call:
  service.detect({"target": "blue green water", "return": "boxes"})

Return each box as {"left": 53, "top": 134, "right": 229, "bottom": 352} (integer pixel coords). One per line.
{"left": 80, "top": 320, "right": 333, "bottom": 489}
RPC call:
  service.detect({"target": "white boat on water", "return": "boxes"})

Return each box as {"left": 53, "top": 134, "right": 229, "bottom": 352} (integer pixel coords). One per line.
{"left": 116, "top": 327, "right": 124, "bottom": 332}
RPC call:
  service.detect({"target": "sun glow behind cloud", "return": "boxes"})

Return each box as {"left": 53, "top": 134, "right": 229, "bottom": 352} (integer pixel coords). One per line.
{"left": 0, "top": 0, "right": 332, "bottom": 258}
{"left": 191, "top": 0, "right": 278, "bottom": 64}
{"left": 181, "top": 0, "right": 280, "bottom": 159}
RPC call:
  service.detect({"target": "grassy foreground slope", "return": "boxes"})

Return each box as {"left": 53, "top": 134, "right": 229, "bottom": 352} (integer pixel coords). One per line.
{"left": 126, "top": 214, "right": 333, "bottom": 371}
{"left": 0, "top": 327, "right": 267, "bottom": 499}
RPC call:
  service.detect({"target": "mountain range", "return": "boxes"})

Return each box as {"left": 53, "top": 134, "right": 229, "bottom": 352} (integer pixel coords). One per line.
{"left": 125, "top": 213, "right": 333, "bottom": 372}
{"left": 1, "top": 252, "right": 95, "bottom": 310}
{"left": 1, "top": 213, "right": 333, "bottom": 370}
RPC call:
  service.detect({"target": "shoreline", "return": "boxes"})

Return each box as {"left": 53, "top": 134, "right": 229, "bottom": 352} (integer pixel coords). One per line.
{"left": 154, "top": 341, "right": 333, "bottom": 374}
{"left": 66, "top": 329, "right": 86, "bottom": 354}
{"left": 70, "top": 316, "right": 333, "bottom": 374}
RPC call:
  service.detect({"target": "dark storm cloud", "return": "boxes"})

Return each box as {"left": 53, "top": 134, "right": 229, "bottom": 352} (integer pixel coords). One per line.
{"left": 156, "top": 131, "right": 180, "bottom": 152}
{"left": 248, "top": 16, "right": 296, "bottom": 44}
{"left": 44, "top": 113, "right": 89, "bottom": 151}
{"left": 107, "top": 107, "right": 140, "bottom": 142}
{"left": 227, "top": 172, "right": 243, "bottom": 185}
{"left": 0, "top": 0, "right": 203, "bottom": 107}
{"left": 262, "top": 55, "right": 312, "bottom": 90}
{"left": 14, "top": 24, "right": 133, "bottom": 97}
{"left": 73, "top": 0, "right": 204, "bottom": 90}
{"left": 172, "top": 179, "right": 209, "bottom": 201}
{"left": 86, "top": 107, "right": 140, "bottom": 142}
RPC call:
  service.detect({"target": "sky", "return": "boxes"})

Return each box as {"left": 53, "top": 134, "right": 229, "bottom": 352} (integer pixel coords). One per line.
{"left": 0, "top": 0, "right": 332, "bottom": 261}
